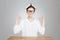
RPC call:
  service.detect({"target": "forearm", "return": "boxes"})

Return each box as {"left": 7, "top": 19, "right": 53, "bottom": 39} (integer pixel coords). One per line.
{"left": 40, "top": 26, "right": 45, "bottom": 35}
{"left": 13, "top": 24, "right": 22, "bottom": 34}
{"left": 41, "top": 16, "right": 45, "bottom": 35}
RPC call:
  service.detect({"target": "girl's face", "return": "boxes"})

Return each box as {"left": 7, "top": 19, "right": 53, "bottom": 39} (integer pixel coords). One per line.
{"left": 27, "top": 8, "right": 35, "bottom": 17}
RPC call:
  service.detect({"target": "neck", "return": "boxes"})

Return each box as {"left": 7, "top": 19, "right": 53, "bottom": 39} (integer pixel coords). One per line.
{"left": 27, "top": 16, "right": 34, "bottom": 22}
{"left": 27, "top": 16, "right": 33, "bottom": 19}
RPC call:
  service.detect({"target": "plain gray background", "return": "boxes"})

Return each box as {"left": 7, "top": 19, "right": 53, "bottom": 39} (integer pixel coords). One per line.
{"left": 0, "top": 0, "right": 60, "bottom": 40}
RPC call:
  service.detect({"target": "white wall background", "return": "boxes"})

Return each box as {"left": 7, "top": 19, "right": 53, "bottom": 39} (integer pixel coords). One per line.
{"left": 0, "top": 0, "right": 60, "bottom": 40}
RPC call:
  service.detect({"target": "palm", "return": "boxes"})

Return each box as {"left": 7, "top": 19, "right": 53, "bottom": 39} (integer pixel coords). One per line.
{"left": 39, "top": 16, "right": 44, "bottom": 26}
{"left": 16, "top": 16, "right": 21, "bottom": 24}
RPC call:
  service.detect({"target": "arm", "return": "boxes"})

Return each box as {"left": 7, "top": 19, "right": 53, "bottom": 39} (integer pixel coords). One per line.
{"left": 14, "top": 24, "right": 22, "bottom": 34}
{"left": 39, "top": 26, "right": 45, "bottom": 35}
{"left": 39, "top": 16, "right": 44, "bottom": 26}
{"left": 39, "top": 16, "right": 45, "bottom": 35}
{"left": 13, "top": 16, "right": 22, "bottom": 34}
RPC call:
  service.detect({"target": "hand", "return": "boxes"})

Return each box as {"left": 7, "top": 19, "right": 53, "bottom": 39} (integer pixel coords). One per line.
{"left": 16, "top": 16, "right": 21, "bottom": 24}
{"left": 39, "top": 16, "right": 44, "bottom": 26}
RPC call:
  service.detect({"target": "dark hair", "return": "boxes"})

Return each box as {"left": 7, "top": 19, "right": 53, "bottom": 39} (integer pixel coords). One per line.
{"left": 26, "top": 4, "right": 35, "bottom": 12}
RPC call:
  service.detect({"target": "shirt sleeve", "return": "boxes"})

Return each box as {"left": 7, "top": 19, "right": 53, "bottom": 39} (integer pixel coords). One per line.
{"left": 39, "top": 26, "right": 45, "bottom": 35}
{"left": 38, "top": 20, "right": 45, "bottom": 35}
{"left": 13, "top": 20, "right": 23, "bottom": 34}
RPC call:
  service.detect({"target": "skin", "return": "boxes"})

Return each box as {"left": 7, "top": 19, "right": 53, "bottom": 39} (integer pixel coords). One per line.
{"left": 16, "top": 16, "right": 21, "bottom": 24}
{"left": 39, "top": 16, "right": 44, "bottom": 26}
{"left": 16, "top": 7, "right": 44, "bottom": 26}
{"left": 26, "top": 7, "right": 35, "bottom": 22}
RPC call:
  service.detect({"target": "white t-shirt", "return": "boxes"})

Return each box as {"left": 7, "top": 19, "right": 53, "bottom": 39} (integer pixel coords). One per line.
{"left": 14, "top": 18, "right": 45, "bottom": 37}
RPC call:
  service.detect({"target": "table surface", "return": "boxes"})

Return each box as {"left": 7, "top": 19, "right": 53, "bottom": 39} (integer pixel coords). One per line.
{"left": 7, "top": 36, "right": 53, "bottom": 40}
